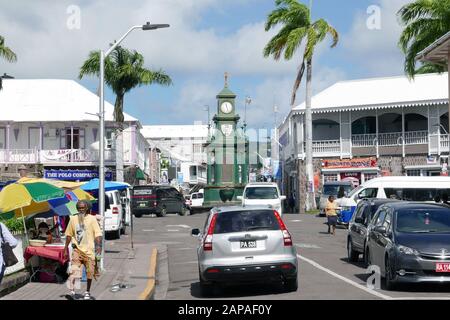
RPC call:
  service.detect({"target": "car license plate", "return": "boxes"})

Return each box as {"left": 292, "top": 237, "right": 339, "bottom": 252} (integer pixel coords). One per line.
{"left": 139, "top": 202, "right": 146, "bottom": 207}
{"left": 436, "top": 263, "right": 450, "bottom": 273}
{"left": 240, "top": 240, "right": 257, "bottom": 249}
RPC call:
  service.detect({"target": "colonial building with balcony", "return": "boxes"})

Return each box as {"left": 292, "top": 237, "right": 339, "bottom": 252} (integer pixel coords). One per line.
{"left": 278, "top": 73, "right": 449, "bottom": 199}
{"left": 141, "top": 124, "right": 208, "bottom": 187}
{"left": 0, "top": 79, "right": 150, "bottom": 183}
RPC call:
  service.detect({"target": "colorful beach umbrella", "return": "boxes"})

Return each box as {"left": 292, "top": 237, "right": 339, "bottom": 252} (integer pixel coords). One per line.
{"left": 80, "top": 178, "right": 130, "bottom": 192}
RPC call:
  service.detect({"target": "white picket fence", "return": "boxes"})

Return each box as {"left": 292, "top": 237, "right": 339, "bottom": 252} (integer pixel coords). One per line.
{"left": 4, "top": 233, "right": 27, "bottom": 276}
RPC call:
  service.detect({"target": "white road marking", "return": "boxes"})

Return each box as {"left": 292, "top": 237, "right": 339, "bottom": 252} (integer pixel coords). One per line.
{"left": 296, "top": 253, "right": 392, "bottom": 300}
{"left": 167, "top": 229, "right": 180, "bottom": 232}
{"left": 166, "top": 225, "right": 191, "bottom": 229}
{"left": 173, "top": 247, "right": 195, "bottom": 251}
{"left": 142, "top": 229, "right": 155, "bottom": 232}
{"left": 291, "top": 220, "right": 302, "bottom": 222}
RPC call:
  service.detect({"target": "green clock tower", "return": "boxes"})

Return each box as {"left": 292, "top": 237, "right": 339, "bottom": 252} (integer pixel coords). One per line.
{"left": 203, "top": 73, "right": 249, "bottom": 207}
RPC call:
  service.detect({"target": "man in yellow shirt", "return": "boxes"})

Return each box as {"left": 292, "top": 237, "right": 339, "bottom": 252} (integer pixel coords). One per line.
{"left": 325, "top": 195, "right": 339, "bottom": 235}
{"left": 64, "top": 200, "right": 102, "bottom": 300}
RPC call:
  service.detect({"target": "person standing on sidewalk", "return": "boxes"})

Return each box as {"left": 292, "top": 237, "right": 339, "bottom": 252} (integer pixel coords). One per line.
{"left": 0, "top": 222, "right": 18, "bottom": 286}
{"left": 63, "top": 200, "right": 102, "bottom": 300}
{"left": 325, "top": 195, "right": 339, "bottom": 235}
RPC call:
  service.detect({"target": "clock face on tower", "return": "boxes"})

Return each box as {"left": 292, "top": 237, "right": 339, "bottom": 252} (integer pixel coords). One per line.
{"left": 220, "top": 101, "right": 233, "bottom": 114}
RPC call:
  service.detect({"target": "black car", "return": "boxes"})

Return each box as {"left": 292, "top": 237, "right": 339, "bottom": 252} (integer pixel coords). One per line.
{"left": 131, "top": 185, "right": 189, "bottom": 217}
{"left": 365, "top": 202, "right": 450, "bottom": 290}
{"left": 347, "top": 198, "right": 400, "bottom": 263}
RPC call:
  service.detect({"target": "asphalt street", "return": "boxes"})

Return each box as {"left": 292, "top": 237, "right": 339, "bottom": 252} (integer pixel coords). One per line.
{"left": 130, "top": 211, "right": 450, "bottom": 300}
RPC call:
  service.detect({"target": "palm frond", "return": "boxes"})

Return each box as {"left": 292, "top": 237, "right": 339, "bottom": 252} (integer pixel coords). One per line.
{"left": 0, "top": 35, "right": 17, "bottom": 63}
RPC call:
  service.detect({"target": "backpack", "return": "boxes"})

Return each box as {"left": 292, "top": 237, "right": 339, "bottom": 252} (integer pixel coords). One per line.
{"left": 1, "top": 224, "right": 18, "bottom": 267}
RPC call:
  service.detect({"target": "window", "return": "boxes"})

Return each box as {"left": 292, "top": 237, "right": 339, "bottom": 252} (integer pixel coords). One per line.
{"left": 358, "top": 188, "right": 378, "bottom": 199}
{"left": 406, "top": 170, "right": 421, "bottom": 176}
{"left": 197, "top": 193, "right": 204, "bottom": 199}
{"left": 324, "top": 174, "right": 338, "bottom": 182}
{"left": 62, "top": 128, "right": 85, "bottom": 149}
{"left": 396, "top": 208, "right": 450, "bottom": 233}
{"left": 106, "top": 129, "right": 115, "bottom": 149}
{"left": 323, "top": 184, "right": 353, "bottom": 196}
{"left": 192, "top": 194, "right": 198, "bottom": 199}
{"left": 354, "top": 204, "right": 366, "bottom": 222}
{"left": 382, "top": 211, "right": 392, "bottom": 230}
{"left": 364, "top": 173, "right": 378, "bottom": 181}
{"left": 244, "top": 187, "right": 279, "bottom": 199}
{"left": 214, "top": 210, "right": 280, "bottom": 234}
{"left": 375, "top": 209, "right": 387, "bottom": 227}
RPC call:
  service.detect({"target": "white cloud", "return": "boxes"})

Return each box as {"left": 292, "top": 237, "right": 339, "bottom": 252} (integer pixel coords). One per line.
{"left": 0, "top": 0, "right": 298, "bottom": 78}
{"left": 341, "top": 0, "right": 411, "bottom": 76}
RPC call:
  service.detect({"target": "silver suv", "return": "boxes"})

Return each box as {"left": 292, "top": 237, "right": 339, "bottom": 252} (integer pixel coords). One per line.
{"left": 191, "top": 206, "right": 298, "bottom": 296}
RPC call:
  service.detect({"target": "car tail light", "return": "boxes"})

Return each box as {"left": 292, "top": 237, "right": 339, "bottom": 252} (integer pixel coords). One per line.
{"left": 203, "top": 214, "right": 218, "bottom": 251}
{"left": 153, "top": 201, "right": 157, "bottom": 207}
{"left": 281, "top": 263, "right": 294, "bottom": 270}
{"left": 189, "top": 200, "right": 192, "bottom": 206}
{"left": 112, "top": 207, "right": 119, "bottom": 215}
{"left": 206, "top": 268, "right": 220, "bottom": 273}
{"left": 274, "top": 210, "right": 292, "bottom": 246}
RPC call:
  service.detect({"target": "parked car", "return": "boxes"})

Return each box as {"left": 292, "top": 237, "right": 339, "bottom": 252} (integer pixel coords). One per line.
{"left": 188, "top": 192, "right": 204, "bottom": 214}
{"left": 131, "top": 185, "right": 189, "bottom": 218}
{"left": 237, "top": 182, "right": 286, "bottom": 216}
{"left": 104, "top": 190, "right": 126, "bottom": 239}
{"left": 191, "top": 206, "right": 298, "bottom": 296}
{"left": 319, "top": 181, "right": 354, "bottom": 217}
{"left": 347, "top": 198, "right": 400, "bottom": 263}
{"left": 339, "top": 176, "right": 450, "bottom": 222}
{"left": 365, "top": 202, "right": 450, "bottom": 290}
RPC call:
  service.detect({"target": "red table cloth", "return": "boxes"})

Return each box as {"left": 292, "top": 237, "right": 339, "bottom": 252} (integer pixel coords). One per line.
{"left": 24, "top": 245, "right": 69, "bottom": 265}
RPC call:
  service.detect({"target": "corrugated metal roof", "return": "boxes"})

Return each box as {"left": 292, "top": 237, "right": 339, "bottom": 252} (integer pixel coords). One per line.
{"left": 0, "top": 79, "right": 138, "bottom": 122}
{"left": 291, "top": 73, "right": 448, "bottom": 115}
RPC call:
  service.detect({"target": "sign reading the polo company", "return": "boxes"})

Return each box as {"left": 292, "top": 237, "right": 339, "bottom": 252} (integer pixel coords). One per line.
{"left": 44, "top": 169, "right": 113, "bottom": 181}
{"left": 322, "top": 157, "right": 378, "bottom": 169}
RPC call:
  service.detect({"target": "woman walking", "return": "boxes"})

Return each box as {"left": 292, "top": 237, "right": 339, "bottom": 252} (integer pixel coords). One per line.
{"left": 325, "top": 195, "right": 339, "bottom": 235}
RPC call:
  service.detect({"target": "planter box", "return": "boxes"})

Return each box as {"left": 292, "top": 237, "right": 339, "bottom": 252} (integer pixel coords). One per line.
{"left": 4, "top": 233, "right": 27, "bottom": 276}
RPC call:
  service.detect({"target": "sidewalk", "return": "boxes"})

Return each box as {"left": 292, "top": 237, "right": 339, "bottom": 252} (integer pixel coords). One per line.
{"left": 0, "top": 241, "right": 159, "bottom": 300}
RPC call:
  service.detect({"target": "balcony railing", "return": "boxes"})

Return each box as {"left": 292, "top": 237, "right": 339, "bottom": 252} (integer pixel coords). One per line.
{"left": 0, "top": 148, "right": 117, "bottom": 164}
{"left": 312, "top": 140, "right": 340, "bottom": 155}
{"left": 352, "top": 130, "right": 428, "bottom": 147}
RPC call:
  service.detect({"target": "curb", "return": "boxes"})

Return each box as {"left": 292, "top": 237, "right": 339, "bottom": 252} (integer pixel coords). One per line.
{"left": 0, "top": 270, "right": 30, "bottom": 297}
{"left": 138, "top": 247, "right": 158, "bottom": 300}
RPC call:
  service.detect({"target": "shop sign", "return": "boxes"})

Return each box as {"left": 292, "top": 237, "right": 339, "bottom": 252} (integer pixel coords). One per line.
{"left": 322, "top": 158, "right": 377, "bottom": 169}
{"left": 44, "top": 169, "right": 113, "bottom": 181}
{"left": 427, "top": 156, "right": 437, "bottom": 165}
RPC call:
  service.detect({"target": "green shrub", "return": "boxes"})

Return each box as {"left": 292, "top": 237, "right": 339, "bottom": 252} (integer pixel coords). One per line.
{"left": 0, "top": 217, "right": 25, "bottom": 233}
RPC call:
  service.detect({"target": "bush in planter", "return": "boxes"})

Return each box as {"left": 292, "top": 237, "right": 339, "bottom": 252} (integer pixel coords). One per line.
{"left": 0, "top": 217, "right": 25, "bottom": 234}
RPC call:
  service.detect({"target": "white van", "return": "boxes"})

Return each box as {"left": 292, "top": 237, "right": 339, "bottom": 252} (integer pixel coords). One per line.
{"left": 105, "top": 190, "right": 125, "bottom": 239}
{"left": 237, "top": 182, "right": 286, "bottom": 216}
{"left": 339, "top": 176, "right": 450, "bottom": 219}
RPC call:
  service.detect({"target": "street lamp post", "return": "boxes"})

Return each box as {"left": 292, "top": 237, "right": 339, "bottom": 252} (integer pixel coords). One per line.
{"left": 244, "top": 96, "right": 251, "bottom": 131}
{"left": 98, "top": 22, "right": 169, "bottom": 270}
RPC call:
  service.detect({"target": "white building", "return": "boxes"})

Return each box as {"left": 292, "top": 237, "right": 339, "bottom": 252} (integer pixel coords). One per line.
{"left": 0, "top": 79, "right": 150, "bottom": 183}
{"left": 278, "top": 73, "right": 449, "bottom": 204}
{"left": 141, "top": 125, "right": 208, "bottom": 186}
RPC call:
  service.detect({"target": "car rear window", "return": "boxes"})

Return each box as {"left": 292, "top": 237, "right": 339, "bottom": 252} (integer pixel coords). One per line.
{"left": 244, "top": 187, "right": 279, "bottom": 199}
{"left": 323, "top": 184, "right": 353, "bottom": 196}
{"left": 214, "top": 210, "right": 280, "bottom": 234}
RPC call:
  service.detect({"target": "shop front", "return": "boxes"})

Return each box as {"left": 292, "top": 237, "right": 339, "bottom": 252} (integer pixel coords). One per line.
{"left": 321, "top": 158, "right": 380, "bottom": 187}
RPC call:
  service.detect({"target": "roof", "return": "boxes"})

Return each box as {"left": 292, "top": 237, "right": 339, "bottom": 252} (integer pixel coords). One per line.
{"left": 417, "top": 31, "right": 450, "bottom": 63}
{"left": 0, "top": 79, "right": 138, "bottom": 123}
{"left": 141, "top": 125, "right": 209, "bottom": 139}
{"left": 291, "top": 73, "right": 448, "bottom": 115}
{"left": 216, "top": 86, "right": 236, "bottom": 98}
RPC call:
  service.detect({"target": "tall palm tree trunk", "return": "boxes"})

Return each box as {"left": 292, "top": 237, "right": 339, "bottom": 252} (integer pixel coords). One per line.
{"left": 115, "top": 93, "right": 125, "bottom": 182}
{"left": 305, "top": 58, "right": 315, "bottom": 211}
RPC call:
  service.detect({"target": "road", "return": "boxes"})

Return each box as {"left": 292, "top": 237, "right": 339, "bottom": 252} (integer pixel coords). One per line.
{"left": 130, "top": 211, "right": 450, "bottom": 300}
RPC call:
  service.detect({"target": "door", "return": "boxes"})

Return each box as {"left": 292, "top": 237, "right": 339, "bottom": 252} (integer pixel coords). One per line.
{"left": 351, "top": 204, "right": 367, "bottom": 251}
{"left": 379, "top": 210, "right": 393, "bottom": 275}
{"left": 370, "top": 209, "right": 387, "bottom": 268}
{"left": 29, "top": 128, "right": 41, "bottom": 149}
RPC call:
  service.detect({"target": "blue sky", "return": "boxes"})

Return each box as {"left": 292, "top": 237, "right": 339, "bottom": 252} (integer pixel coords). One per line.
{"left": 0, "top": 0, "right": 412, "bottom": 129}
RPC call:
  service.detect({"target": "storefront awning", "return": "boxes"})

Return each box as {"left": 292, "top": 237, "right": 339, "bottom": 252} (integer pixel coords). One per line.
{"left": 321, "top": 167, "right": 380, "bottom": 173}
{"left": 136, "top": 168, "right": 146, "bottom": 180}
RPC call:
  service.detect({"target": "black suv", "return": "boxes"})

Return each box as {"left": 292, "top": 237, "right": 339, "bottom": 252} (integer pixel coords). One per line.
{"left": 347, "top": 198, "right": 400, "bottom": 263}
{"left": 131, "top": 185, "right": 189, "bottom": 217}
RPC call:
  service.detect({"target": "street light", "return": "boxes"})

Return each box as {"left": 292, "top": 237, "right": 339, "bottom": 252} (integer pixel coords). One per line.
{"left": 244, "top": 96, "right": 251, "bottom": 131}
{"left": 98, "top": 22, "right": 169, "bottom": 270}
{"left": 204, "top": 105, "right": 210, "bottom": 133}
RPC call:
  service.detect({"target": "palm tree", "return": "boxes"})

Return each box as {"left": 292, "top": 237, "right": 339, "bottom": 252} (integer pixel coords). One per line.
{"left": 0, "top": 35, "right": 17, "bottom": 90}
{"left": 264, "top": 0, "right": 338, "bottom": 211}
{"left": 0, "top": 35, "right": 17, "bottom": 63}
{"left": 79, "top": 45, "right": 172, "bottom": 124}
{"left": 398, "top": 0, "right": 450, "bottom": 77}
